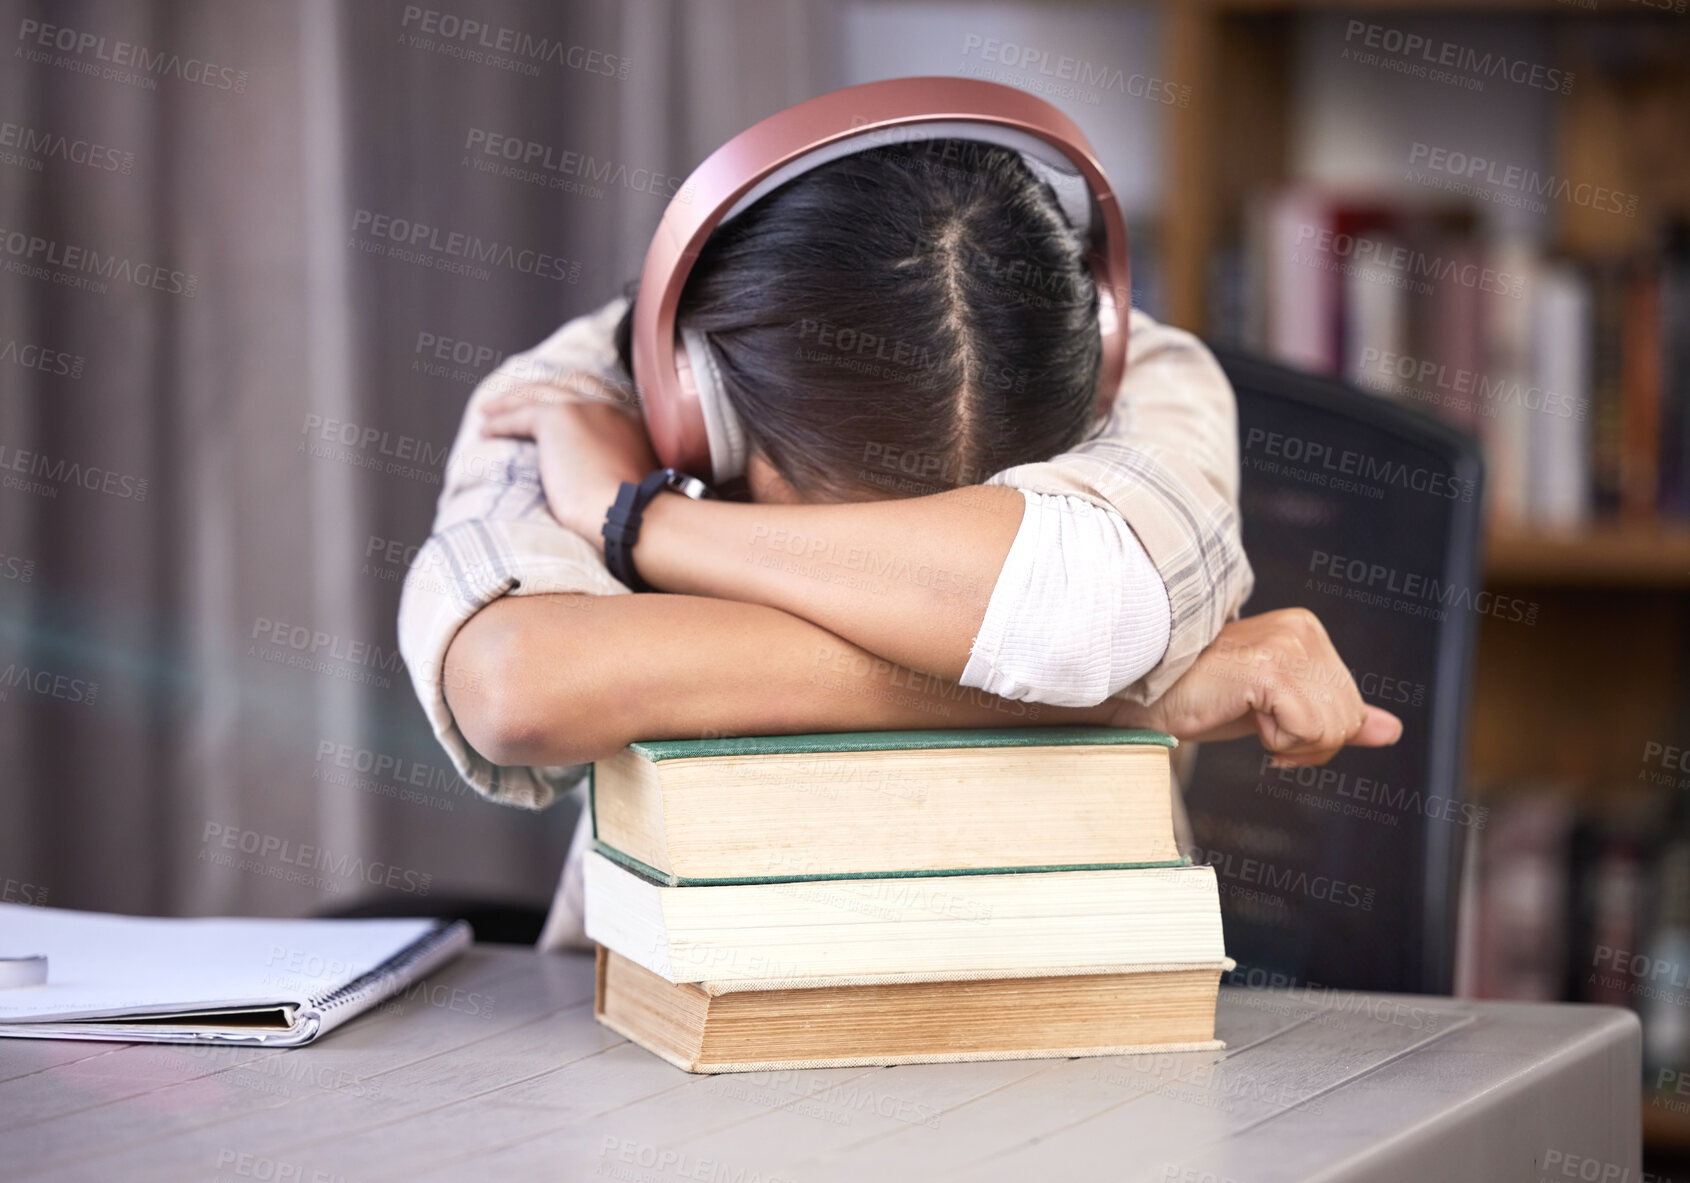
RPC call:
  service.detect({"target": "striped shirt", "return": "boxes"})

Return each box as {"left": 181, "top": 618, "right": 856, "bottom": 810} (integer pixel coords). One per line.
{"left": 397, "top": 296, "right": 1254, "bottom": 809}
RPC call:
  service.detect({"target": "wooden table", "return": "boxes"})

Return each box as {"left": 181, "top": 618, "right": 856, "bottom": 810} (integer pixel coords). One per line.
{"left": 0, "top": 944, "right": 1641, "bottom": 1182}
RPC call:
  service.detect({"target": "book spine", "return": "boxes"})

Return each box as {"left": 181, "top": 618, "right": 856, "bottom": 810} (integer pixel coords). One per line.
{"left": 1621, "top": 263, "right": 1662, "bottom": 520}
{"left": 1528, "top": 264, "right": 1594, "bottom": 529}
{"left": 1428, "top": 241, "right": 1485, "bottom": 431}
{"left": 1590, "top": 261, "right": 1626, "bottom": 518}
{"left": 1482, "top": 240, "right": 1538, "bottom": 526}
{"left": 1659, "top": 234, "right": 1690, "bottom": 516}
{"left": 1266, "top": 190, "right": 1336, "bottom": 373}
{"left": 1342, "top": 231, "right": 1407, "bottom": 395}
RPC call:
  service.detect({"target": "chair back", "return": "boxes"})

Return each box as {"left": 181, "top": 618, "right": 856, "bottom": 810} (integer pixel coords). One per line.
{"left": 1183, "top": 348, "right": 1487, "bottom": 994}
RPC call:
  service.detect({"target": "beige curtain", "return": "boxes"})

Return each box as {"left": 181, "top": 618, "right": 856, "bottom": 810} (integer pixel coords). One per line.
{"left": 0, "top": 0, "right": 835, "bottom": 917}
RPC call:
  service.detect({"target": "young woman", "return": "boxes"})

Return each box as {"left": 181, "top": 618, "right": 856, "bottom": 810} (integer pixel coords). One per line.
{"left": 397, "top": 138, "right": 1400, "bottom": 944}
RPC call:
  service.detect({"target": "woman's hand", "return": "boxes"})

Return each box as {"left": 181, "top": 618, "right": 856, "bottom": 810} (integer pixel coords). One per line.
{"left": 479, "top": 378, "right": 657, "bottom": 546}
{"left": 1111, "top": 608, "right": 1403, "bottom": 767}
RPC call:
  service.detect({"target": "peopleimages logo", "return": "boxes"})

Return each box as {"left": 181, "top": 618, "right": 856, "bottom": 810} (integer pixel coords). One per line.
{"left": 462, "top": 129, "right": 688, "bottom": 200}
{"left": 0, "top": 552, "right": 35, "bottom": 583}
{"left": 596, "top": 1139, "right": 793, "bottom": 1183}
{"left": 1188, "top": 844, "right": 1376, "bottom": 911}
{"left": 349, "top": 209, "right": 581, "bottom": 283}
{"left": 1408, "top": 143, "right": 1637, "bottom": 218}
{"left": 1639, "top": 741, "right": 1690, "bottom": 791}
{"left": 1257, "top": 754, "right": 1490, "bottom": 831}
{"left": 313, "top": 740, "right": 471, "bottom": 813}
{"left": 249, "top": 618, "right": 407, "bottom": 676}
{"left": 0, "top": 121, "right": 133, "bottom": 173}
{"left": 1244, "top": 427, "right": 1476, "bottom": 502}
{"left": 1357, "top": 347, "right": 1589, "bottom": 422}
{"left": 1309, "top": 549, "right": 1539, "bottom": 625}
{"left": 0, "top": 877, "right": 48, "bottom": 906}
{"left": 959, "top": 33, "right": 1192, "bottom": 107}
{"left": 1341, "top": 19, "right": 1573, "bottom": 94}
{"left": 15, "top": 18, "right": 249, "bottom": 92}
{"left": 0, "top": 442, "right": 150, "bottom": 501}
{"left": 398, "top": 6, "right": 630, "bottom": 79}
{"left": 200, "top": 823, "right": 432, "bottom": 896}
{"left": 1222, "top": 963, "right": 1442, "bottom": 1032}
{"left": 0, "top": 226, "right": 198, "bottom": 296}
{"left": 1295, "top": 224, "right": 1525, "bottom": 298}
{"left": 0, "top": 662, "right": 100, "bottom": 706}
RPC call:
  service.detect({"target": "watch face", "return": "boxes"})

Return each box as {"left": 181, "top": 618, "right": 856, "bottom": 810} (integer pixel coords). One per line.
{"left": 663, "top": 470, "right": 711, "bottom": 499}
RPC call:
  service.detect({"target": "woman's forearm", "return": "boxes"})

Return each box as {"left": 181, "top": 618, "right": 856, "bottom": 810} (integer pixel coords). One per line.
{"left": 629, "top": 485, "right": 1024, "bottom": 680}
{"left": 443, "top": 590, "right": 1106, "bottom": 768}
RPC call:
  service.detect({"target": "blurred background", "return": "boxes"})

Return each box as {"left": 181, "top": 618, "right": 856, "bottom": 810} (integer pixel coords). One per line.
{"left": 2, "top": 0, "right": 1688, "bottom": 1163}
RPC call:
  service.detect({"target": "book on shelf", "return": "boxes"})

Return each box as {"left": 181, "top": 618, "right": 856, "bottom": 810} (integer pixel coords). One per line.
{"left": 1659, "top": 224, "right": 1690, "bottom": 519}
{"left": 1591, "top": 258, "right": 1629, "bottom": 518}
{"left": 1485, "top": 238, "right": 1538, "bottom": 525}
{"left": 1566, "top": 788, "right": 1657, "bottom": 1009}
{"left": 1623, "top": 262, "right": 1664, "bottom": 521}
{"left": 1468, "top": 780, "right": 1690, "bottom": 1100}
{"left": 1466, "top": 787, "right": 1574, "bottom": 1002}
{"left": 585, "top": 727, "right": 1230, "bottom": 1072}
{"left": 1640, "top": 826, "right": 1690, "bottom": 1080}
{"left": 1529, "top": 262, "right": 1593, "bottom": 530}
{"left": 1226, "top": 190, "right": 1690, "bottom": 531}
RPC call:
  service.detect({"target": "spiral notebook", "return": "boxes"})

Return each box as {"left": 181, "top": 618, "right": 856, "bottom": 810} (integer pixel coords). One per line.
{"left": 0, "top": 903, "right": 471, "bottom": 1046}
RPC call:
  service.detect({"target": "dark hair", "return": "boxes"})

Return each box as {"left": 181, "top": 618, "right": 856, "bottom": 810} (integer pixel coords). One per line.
{"left": 614, "top": 137, "right": 1101, "bottom": 501}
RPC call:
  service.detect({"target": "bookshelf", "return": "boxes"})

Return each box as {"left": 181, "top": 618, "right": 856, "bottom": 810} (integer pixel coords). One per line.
{"left": 1486, "top": 525, "right": 1690, "bottom": 586}
{"left": 1149, "top": 0, "right": 1690, "bottom": 1156}
{"left": 1161, "top": 0, "right": 1690, "bottom": 331}
{"left": 1647, "top": 1103, "right": 1690, "bottom": 1153}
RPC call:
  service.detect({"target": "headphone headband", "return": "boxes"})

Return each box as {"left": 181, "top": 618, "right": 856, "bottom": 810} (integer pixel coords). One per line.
{"left": 631, "top": 76, "right": 1131, "bottom": 483}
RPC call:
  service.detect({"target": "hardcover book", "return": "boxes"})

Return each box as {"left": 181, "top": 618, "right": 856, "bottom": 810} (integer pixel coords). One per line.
{"left": 594, "top": 947, "right": 1227, "bottom": 1073}
{"left": 590, "top": 727, "right": 1182, "bottom": 885}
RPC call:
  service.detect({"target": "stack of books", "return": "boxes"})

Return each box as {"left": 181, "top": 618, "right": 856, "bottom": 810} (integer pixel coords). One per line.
{"left": 584, "top": 727, "right": 1230, "bottom": 1072}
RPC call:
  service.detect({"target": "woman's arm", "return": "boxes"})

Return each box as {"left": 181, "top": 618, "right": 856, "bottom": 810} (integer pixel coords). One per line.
{"left": 477, "top": 392, "right": 1029, "bottom": 682}
{"left": 397, "top": 297, "right": 637, "bottom": 809}
{"left": 482, "top": 310, "right": 1246, "bottom": 700}
{"left": 443, "top": 590, "right": 1106, "bottom": 768}
{"left": 445, "top": 594, "right": 1400, "bottom": 770}
{"left": 632, "top": 485, "right": 1022, "bottom": 681}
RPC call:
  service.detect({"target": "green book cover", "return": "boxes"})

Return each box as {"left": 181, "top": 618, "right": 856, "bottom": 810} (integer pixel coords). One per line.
{"left": 624, "top": 726, "right": 1176, "bottom": 763}
{"left": 589, "top": 838, "right": 1190, "bottom": 888}
{"left": 588, "top": 726, "right": 1185, "bottom": 886}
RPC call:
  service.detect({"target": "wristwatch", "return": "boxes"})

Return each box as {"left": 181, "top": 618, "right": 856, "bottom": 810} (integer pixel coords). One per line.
{"left": 602, "top": 467, "right": 712, "bottom": 592}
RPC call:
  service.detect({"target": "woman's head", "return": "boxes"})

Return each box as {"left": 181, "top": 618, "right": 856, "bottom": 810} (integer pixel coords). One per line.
{"left": 615, "top": 137, "right": 1102, "bottom": 502}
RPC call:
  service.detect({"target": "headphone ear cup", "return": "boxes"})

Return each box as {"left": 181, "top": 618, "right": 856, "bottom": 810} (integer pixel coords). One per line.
{"left": 679, "top": 326, "right": 749, "bottom": 482}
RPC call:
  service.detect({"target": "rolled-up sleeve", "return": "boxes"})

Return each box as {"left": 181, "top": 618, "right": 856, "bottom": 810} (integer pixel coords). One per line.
{"left": 397, "top": 296, "right": 632, "bottom": 810}
{"left": 980, "top": 309, "right": 1255, "bottom": 705}
{"left": 960, "top": 489, "right": 1171, "bottom": 707}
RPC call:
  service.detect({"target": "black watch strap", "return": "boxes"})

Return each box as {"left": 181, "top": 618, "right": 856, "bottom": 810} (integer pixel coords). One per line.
{"left": 602, "top": 468, "right": 709, "bottom": 592}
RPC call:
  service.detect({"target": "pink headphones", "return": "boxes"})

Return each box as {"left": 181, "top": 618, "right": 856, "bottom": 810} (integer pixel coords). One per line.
{"left": 631, "top": 76, "right": 1131, "bottom": 485}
